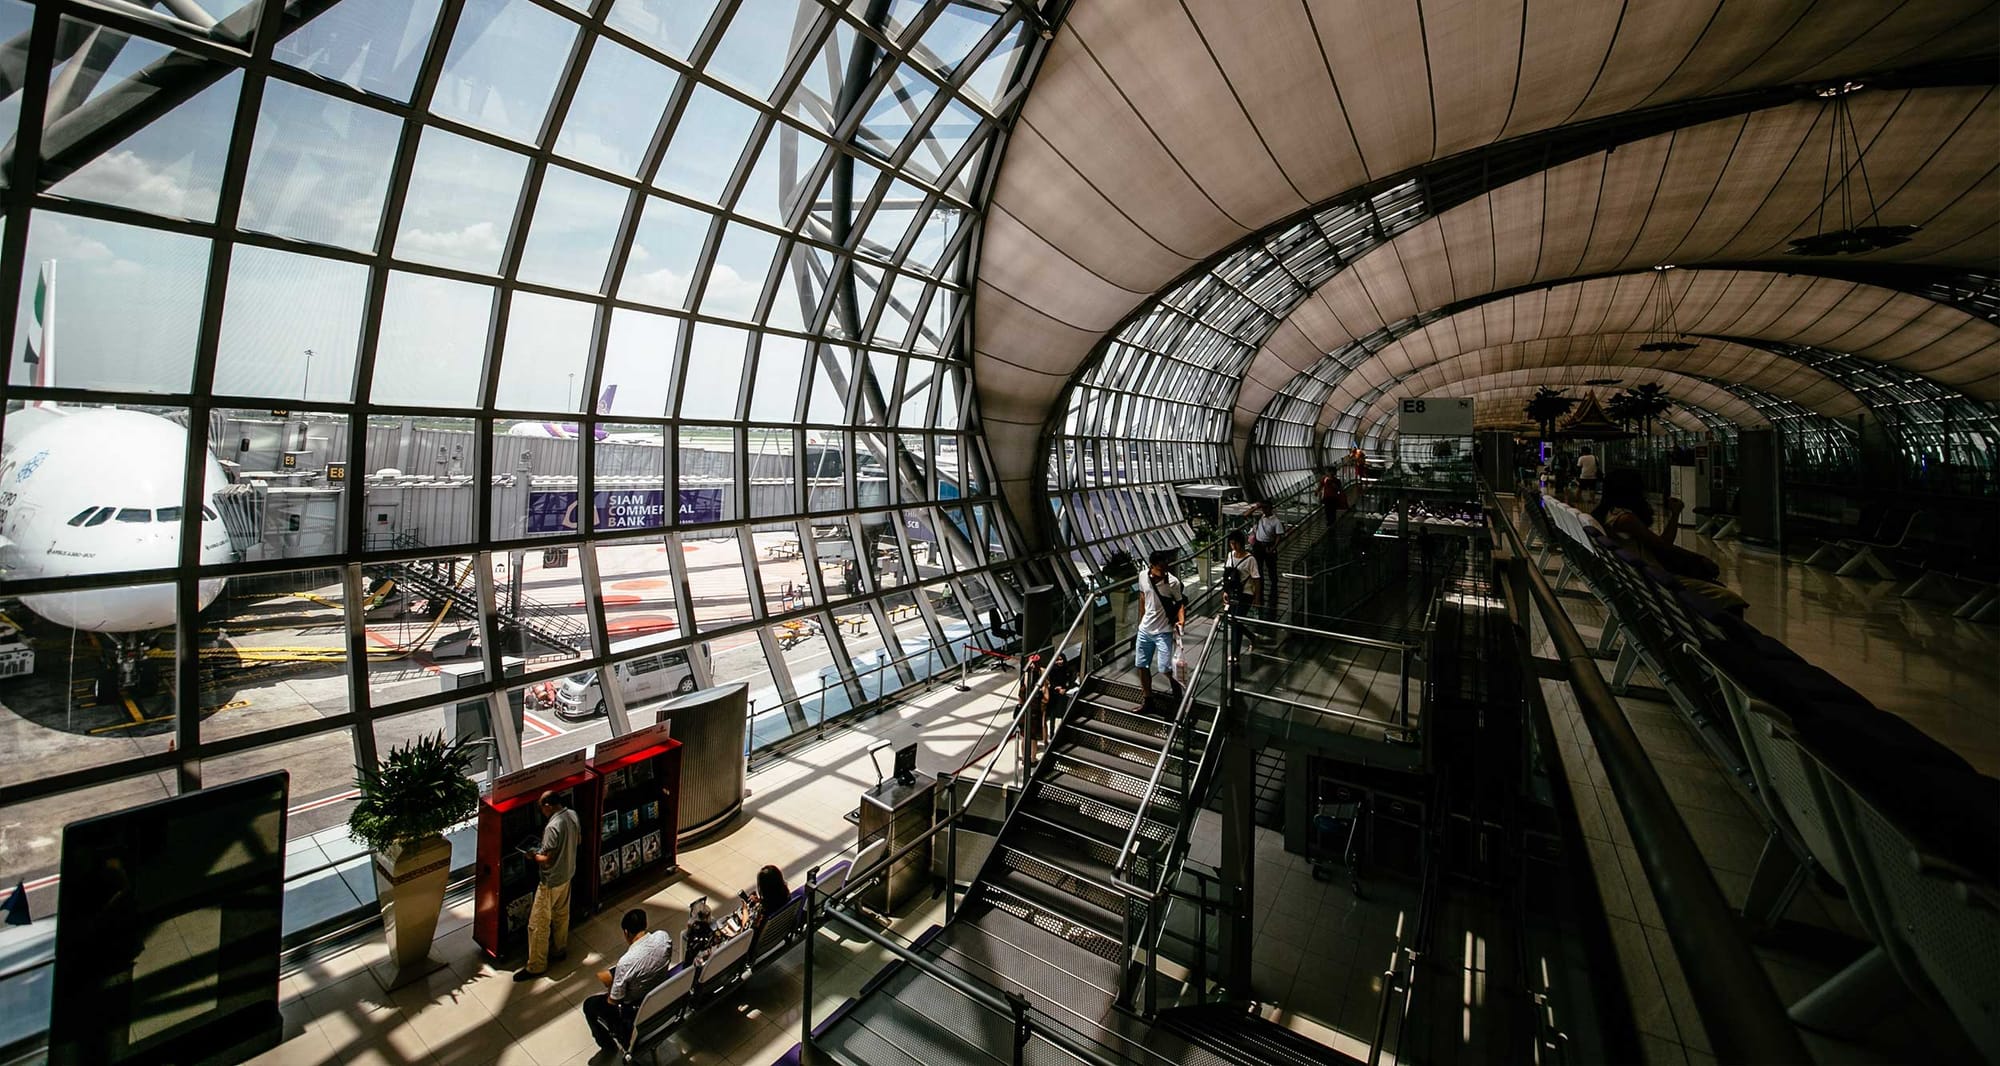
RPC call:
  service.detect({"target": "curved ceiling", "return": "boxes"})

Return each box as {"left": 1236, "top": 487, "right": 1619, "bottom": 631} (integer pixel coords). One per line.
{"left": 973, "top": 0, "right": 1998, "bottom": 521}
{"left": 1357, "top": 381, "right": 1724, "bottom": 442}
{"left": 1324, "top": 333, "right": 1866, "bottom": 424}
{"left": 1307, "top": 271, "right": 2000, "bottom": 443}
{"left": 1349, "top": 367, "right": 1775, "bottom": 445}
{"left": 1239, "top": 84, "right": 1999, "bottom": 446}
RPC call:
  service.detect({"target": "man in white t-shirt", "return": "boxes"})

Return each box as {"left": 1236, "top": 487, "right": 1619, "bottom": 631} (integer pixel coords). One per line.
{"left": 1576, "top": 446, "right": 1599, "bottom": 502}
{"left": 1223, "top": 531, "right": 1261, "bottom": 670}
{"left": 1249, "top": 504, "right": 1284, "bottom": 612}
{"left": 1133, "top": 550, "right": 1185, "bottom": 708}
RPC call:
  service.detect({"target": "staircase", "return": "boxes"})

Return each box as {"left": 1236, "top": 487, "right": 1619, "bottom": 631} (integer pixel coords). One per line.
{"left": 1157, "top": 1004, "right": 1365, "bottom": 1066}
{"left": 816, "top": 668, "right": 1236, "bottom": 1064}
{"left": 368, "top": 535, "right": 589, "bottom": 658}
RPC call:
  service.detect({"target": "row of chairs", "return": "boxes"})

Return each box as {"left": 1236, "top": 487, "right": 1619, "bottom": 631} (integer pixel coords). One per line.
{"left": 1530, "top": 494, "right": 1999, "bottom": 1058}
{"left": 615, "top": 854, "right": 871, "bottom": 1062}
{"left": 1799, "top": 505, "right": 2000, "bottom": 622}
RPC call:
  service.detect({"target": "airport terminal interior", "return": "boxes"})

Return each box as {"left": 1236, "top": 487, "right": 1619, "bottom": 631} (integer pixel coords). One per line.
{"left": 0, "top": 0, "right": 1994, "bottom": 1064}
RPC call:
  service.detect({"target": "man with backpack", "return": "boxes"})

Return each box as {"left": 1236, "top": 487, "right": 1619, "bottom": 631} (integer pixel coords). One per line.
{"left": 1133, "top": 549, "right": 1186, "bottom": 710}
{"left": 1249, "top": 503, "right": 1285, "bottom": 612}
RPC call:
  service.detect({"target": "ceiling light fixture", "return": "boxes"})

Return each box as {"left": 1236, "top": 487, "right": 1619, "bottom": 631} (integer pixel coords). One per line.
{"left": 1636, "top": 264, "right": 1698, "bottom": 353}
{"left": 1787, "top": 81, "right": 1920, "bottom": 256}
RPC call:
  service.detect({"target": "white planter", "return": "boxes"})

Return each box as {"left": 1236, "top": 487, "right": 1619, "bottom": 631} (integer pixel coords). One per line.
{"left": 373, "top": 833, "right": 452, "bottom": 977}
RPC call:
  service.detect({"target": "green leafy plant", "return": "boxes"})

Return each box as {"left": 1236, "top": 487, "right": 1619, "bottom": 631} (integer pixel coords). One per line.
{"left": 348, "top": 733, "right": 481, "bottom": 853}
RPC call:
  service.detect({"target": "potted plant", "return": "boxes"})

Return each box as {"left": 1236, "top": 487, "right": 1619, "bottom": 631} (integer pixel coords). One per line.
{"left": 349, "top": 732, "right": 480, "bottom": 984}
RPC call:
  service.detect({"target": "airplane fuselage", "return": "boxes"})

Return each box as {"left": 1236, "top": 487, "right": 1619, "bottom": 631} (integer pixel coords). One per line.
{"left": 0, "top": 408, "right": 231, "bottom": 632}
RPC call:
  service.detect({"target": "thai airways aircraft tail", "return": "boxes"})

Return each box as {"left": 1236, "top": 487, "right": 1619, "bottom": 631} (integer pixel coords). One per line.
{"left": 596, "top": 384, "right": 617, "bottom": 415}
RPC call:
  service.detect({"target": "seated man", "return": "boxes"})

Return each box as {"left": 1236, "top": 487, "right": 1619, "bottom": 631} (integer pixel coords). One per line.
{"left": 583, "top": 908, "right": 676, "bottom": 1055}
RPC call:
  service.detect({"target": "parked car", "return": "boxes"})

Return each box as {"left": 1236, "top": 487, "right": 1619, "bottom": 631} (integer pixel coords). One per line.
{"left": 553, "top": 645, "right": 707, "bottom": 721}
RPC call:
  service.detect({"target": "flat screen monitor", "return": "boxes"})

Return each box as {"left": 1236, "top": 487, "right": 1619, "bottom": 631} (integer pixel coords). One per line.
{"left": 893, "top": 743, "right": 918, "bottom": 785}
{"left": 49, "top": 773, "right": 288, "bottom": 1066}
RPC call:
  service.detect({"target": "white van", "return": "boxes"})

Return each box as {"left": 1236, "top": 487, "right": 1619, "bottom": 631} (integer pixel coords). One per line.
{"left": 553, "top": 645, "right": 707, "bottom": 721}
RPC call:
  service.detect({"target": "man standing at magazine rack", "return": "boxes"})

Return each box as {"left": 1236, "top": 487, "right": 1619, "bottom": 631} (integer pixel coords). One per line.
{"left": 517, "top": 790, "right": 581, "bottom": 982}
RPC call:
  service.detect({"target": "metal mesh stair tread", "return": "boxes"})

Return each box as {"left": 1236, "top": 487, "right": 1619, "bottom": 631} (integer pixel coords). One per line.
{"left": 1017, "top": 795, "right": 1162, "bottom": 854}
{"left": 1067, "top": 716, "right": 1185, "bottom": 763}
{"left": 1050, "top": 746, "right": 1186, "bottom": 803}
{"left": 819, "top": 960, "right": 1074, "bottom": 1066}
{"left": 1157, "top": 1004, "right": 1366, "bottom": 1066}
{"left": 1036, "top": 767, "right": 1183, "bottom": 829}
{"left": 933, "top": 904, "right": 1237, "bottom": 1066}
{"left": 1075, "top": 701, "right": 1175, "bottom": 743}
{"left": 1056, "top": 737, "right": 1189, "bottom": 789}
{"left": 983, "top": 863, "right": 1129, "bottom": 947}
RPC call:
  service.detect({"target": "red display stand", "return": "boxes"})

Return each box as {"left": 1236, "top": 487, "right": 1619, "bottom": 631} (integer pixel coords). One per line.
{"left": 587, "top": 722, "right": 681, "bottom": 900}
{"left": 474, "top": 750, "right": 598, "bottom": 960}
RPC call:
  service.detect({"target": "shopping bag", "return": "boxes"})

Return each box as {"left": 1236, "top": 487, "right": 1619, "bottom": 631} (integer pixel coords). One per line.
{"left": 1171, "top": 639, "right": 1189, "bottom": 688}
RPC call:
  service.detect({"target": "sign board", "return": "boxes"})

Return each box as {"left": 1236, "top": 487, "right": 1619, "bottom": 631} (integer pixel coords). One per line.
{"left": 526, "top": 489, "right": 724, "bottom": 533}
{"left": 492, "top": 750, "right": 589, "bottom": 801}
{"left": 1398, "top": 397, "right": 1475, "bottom": 435}
{"left": 592, "top": 721, "right": 675, "bottom": 765}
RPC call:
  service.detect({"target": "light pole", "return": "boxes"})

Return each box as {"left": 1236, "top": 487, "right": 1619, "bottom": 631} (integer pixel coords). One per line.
{"left": 302, "top": 348, "right": 314, "bottom": 401}
{"left": 567, "top": 372, "right": 576, "bottom": 413}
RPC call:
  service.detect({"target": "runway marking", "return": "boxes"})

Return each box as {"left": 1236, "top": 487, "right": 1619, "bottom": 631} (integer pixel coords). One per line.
{"left": 521, "top": 711, "right": 563, "bottom": 741}
{"left": 122, "top": 696, "right": 144, "bottom": 724}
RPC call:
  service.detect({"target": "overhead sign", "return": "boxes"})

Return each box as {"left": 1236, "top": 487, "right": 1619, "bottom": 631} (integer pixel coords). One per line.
{"left": 527, "top": 489, "right": 724, "bottom": 533}
{"left": 1398, "top": 397, "right": 1475, "bottom": 435}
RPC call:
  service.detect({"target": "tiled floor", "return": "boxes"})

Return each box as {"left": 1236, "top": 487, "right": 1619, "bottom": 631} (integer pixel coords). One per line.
{"left": 248, "top": 666, "right": 1026, "bottom": 1066}
{"left": 1522, "top": 503, "right": 1994, "bottom": 1066}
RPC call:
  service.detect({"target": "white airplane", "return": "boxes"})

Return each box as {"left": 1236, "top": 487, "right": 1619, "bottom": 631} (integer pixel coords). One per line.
{"left": 506, "top": 384, "right": 621, "bottom": 440}
{"left": 0, "top": 262, "right": 233, "bottom": 696}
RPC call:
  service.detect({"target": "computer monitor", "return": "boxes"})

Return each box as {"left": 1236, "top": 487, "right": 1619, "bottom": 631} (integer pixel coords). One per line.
{"left": 893, "top": 742, "right": 918, "bottom": 785}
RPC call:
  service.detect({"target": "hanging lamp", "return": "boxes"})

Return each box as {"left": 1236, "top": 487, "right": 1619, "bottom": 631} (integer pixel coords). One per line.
{"left": 1787, "top": 82, "right": 1921, "bottom": 255}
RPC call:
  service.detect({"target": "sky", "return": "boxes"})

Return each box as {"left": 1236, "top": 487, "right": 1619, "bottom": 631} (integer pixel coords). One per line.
{"left": 6, "top": 0, "right": 999, "bottom": 423}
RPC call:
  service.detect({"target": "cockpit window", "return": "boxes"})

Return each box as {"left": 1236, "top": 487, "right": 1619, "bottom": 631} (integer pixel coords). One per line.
{"left": 115, "top": 508, "right": 151, "bottom": 523}
{"left": 156, "top": 507, "right": 183, "bottom": 522}
{"left": 67, "top": 508, "right": 96, "bottom": 526}
{"left": 84, "top": 508, "right": 114, "bottom": 527}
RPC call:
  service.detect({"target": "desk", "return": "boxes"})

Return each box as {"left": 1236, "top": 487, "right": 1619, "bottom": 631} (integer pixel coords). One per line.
{"left": 858, "top": 772, "right": 935, "bottom": 913}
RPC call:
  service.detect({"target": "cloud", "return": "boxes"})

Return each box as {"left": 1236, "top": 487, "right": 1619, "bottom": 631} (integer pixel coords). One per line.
{"left": 398, "top": 221, "right": 504, "bottom": 266}
{"left": 623, "top": 267, "right": 689, "bottom": 308}
{"left": 54, "top": 149, "right": 214, "bottom": 222}
{"left": 699, "top": 264, "right": 763, "bottom": 319}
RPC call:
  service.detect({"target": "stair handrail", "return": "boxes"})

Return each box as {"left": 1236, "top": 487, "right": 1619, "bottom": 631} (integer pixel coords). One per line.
{"left": 1484, "top": 487, "right": 1812, "bottom": 1065}
{"left": 1111, "top": 619, "right": 1222, "bottom": 880}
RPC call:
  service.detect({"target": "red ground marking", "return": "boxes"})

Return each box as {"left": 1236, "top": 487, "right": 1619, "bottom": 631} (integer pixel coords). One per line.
{"left": 607, "top": 615, "right": 677, "bottom": 636}
{"left": 612, "top": 578, "right": 671, "bottom": 591}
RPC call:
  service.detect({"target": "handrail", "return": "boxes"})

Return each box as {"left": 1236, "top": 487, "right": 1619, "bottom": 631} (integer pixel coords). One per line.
{"left": 1112, "top": 620, "right": 1222, "bottom": 879}
{"left": 1484, "top": 488, "right": 1812, "bottom": 1065}
{"left": 1234, "top": 614, "right": 1418, "bottom": 653}
{"left": 816, "top": 903, "right": 1127, "bottom": 1066}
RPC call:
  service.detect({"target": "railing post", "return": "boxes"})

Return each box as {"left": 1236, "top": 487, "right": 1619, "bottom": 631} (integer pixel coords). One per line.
{"left": 1007, "top": 991, "right": 1031, "bottom": 1066}
{"left": 802, "top": 869, "right": 818, "bottom": 1053}
{"left": 945, "top": 777, "right": 959, "bottom": 924}
{"left": 1398, "top": 646, "right": 1411, "bottom": 730}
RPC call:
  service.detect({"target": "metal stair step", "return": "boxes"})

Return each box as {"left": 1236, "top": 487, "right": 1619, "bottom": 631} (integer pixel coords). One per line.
{"left": 1051, "top": 744, "right": 1185, "bottom": 800}
{"left": 976, "top": 871, "right": 1129, "bottom": 965}
{"left": 1075, "top": 699, "right": 1173, "bottom": 741}
{"left": 1032, "top": 772, "right": 1181, "bottom": 835}
{"left": 816, "top": 962, "right": 1027, "bottom": 1066}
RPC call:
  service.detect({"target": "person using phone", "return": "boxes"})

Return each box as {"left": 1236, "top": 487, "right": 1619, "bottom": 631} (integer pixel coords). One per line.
{"left": 515, "top": 790, "right": 580, "bottom": 982}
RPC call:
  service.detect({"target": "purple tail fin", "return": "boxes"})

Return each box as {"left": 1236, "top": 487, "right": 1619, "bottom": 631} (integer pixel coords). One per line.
{"left": 596, "top": 384, "right": 617, "bottom": 415}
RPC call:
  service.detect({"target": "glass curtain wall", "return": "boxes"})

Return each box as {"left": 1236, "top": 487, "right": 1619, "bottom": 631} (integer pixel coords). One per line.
{"left": 1047, "top": 181, "right": 1426, "bottom": 574}
{"left": 0, "top": 0, "right": 1046, "bottom": 922}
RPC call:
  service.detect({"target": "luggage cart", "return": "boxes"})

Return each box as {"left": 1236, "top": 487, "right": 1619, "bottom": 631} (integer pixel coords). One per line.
{"left": 1310, "top": 784, "right": 1367, "bottom": 897}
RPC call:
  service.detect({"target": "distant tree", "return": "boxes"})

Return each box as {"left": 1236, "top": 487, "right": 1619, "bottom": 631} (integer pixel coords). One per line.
{"left": 1523, "top": 387, "right": 1576, "bottom": 442}
{"left": 1627, "top": 383, "right": 1672, "bottom": 439}
{"left": 1606, "top": 390, "right": 1640, "bottom": 429}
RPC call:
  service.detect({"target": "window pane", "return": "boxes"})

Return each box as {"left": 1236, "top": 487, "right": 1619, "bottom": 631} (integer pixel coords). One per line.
{"left": 700, "top": 222, "right": 775, "bottom": 322}
{"left": 619, "top": 196, "right": 711, "bottom": 310}
{"left": 683, "top": 530, "right": 752, "bottom": 633}
{"left": 216, "top": 247, "right": 368, "bottom": 404}
{"left": 654, "top": 86, "right": 758, "bottom": 203}
{"left": 361, "top": 552, "right": 479, "bottom": 700}
{"left": 748, "top": 335, "right": 805, "bottom": 421}
{"left": 747, "top": 430, "right": 797, "bottom": 518}
{"left": 706, "top": 0, "right": 815, "bottom": 99}
{"left": 600, "top": 308, "right": 680, "bottom": 417}
{"left": 210, "top": 408, "right": 352, "bottom": 557}
{"left": 431, "top": 0, "right": 577, "bottom": 144}
{"left": 494, "top": 292, "right": 596, "bottom": 412}
{"left": 518, "top": 166, "right": 627, "bottom": 293}
{"left": 11, "top": 214, "right": 207, "bottom": 394}
{"left": 732, "top": 125, "right": 824, "bottom": 226}
{"left": 201, "top": 572, "right": 350, "bottom": 743}
{"left": 276, "top": 0, "right": 443, "bottom": 102}
{"left": 395, "top": 129, "right": 528, "bottom": 273}
{"left": 556, "top": 38, "right": 678, "bottom": 178}
{"left": 594, "top": 535, "right": 681, "bottom": 648}
{"left": 238, "top": 81, "right": 401, "bottom": 252}
{"left": 49, "top": 71, "right": 239, "bottom": 223}
{"left": 680, "top": 324, "right": 746, "bottom": 419}
{"left": 371, "top": 272, "right": 492, "bottom": 408}
{"left": 606, "top": 0, "right": 719, "bottom": 61}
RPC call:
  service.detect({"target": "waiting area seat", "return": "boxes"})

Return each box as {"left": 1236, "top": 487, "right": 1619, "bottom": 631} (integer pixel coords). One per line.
{"left": 615, "top": 858, "right": 853, "bottom": 1063}
{"left": 1528, "top": 493, "right": 2000, "bottom": 1059}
